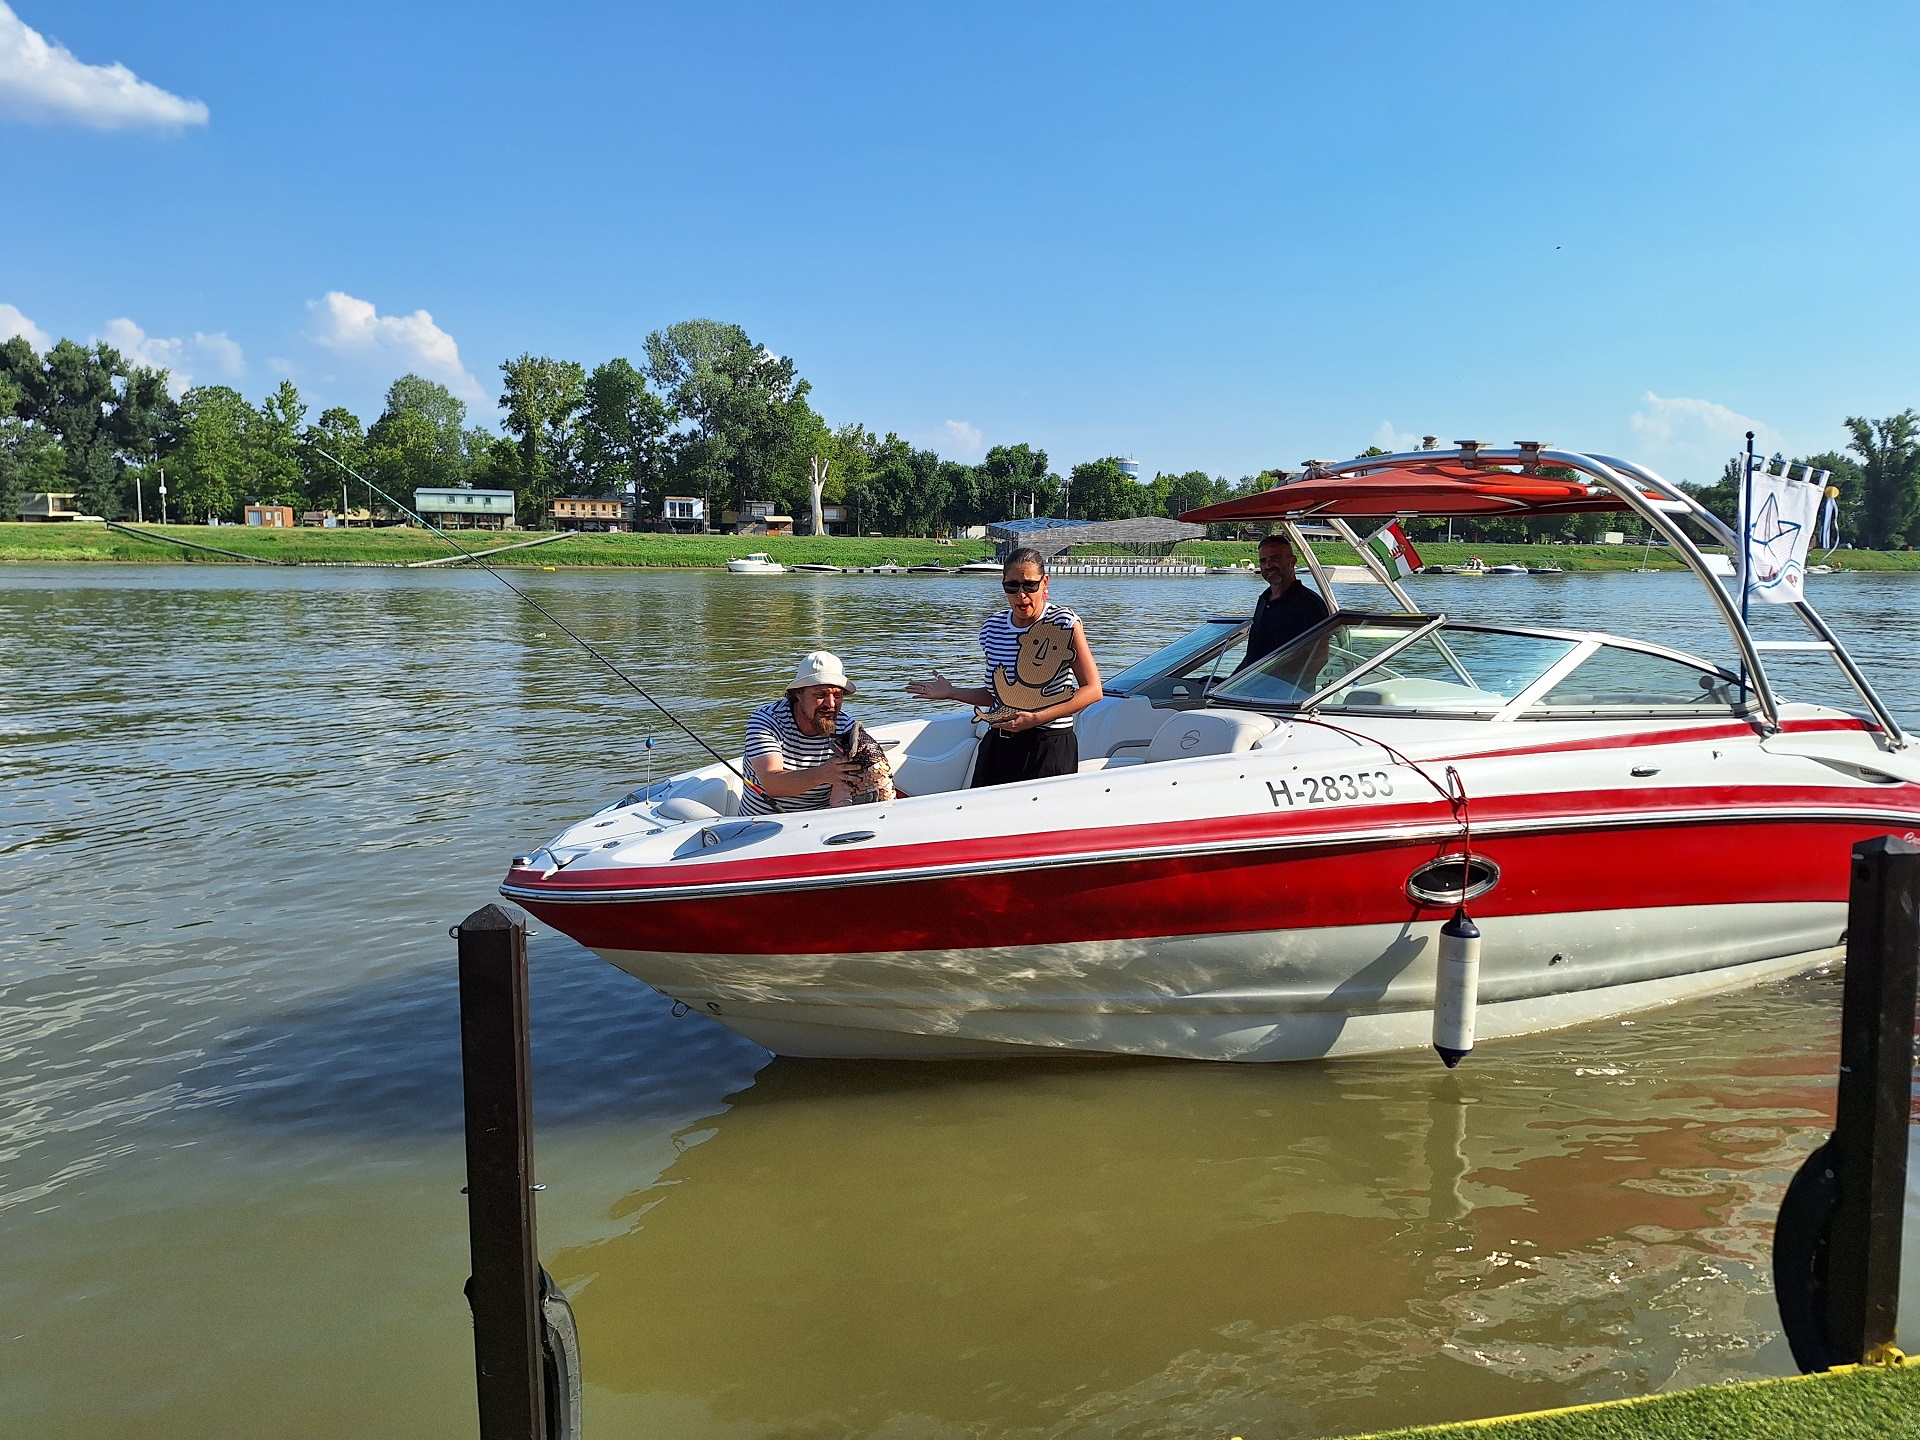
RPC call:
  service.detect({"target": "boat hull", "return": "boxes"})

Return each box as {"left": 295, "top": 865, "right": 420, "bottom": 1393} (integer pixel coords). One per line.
{"left": 515, "top": 801, "right": 1889, "bottom": 1060}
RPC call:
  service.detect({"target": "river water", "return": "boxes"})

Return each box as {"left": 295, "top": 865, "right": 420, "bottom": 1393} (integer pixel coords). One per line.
{"left": 5, "top": 563, "right": 1920, "bottom": 1439}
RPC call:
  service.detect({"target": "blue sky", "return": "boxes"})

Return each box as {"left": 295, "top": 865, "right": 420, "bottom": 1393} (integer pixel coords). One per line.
{"left": 3, "top": 2, "right": 1917, "bottom": 485}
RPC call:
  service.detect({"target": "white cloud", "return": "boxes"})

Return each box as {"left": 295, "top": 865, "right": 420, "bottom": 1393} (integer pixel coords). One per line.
{"left": 0, "top": 3, "right": 208, "bottom": 130}
{"left": 97, "top": 317, "right": 245, "bottom": 396}
{"left": 1373, "top": 421, "right": 1423, "bottom": 453}
{"left": 942, "top": 419, "right": 984, "bottom": 458}
{"left": 307, "top": 291, "right": 486, "bottom": 403}
{"left": 1629, "top": 392, "right": 1790, "bottom": 479}
{"left": 0, "top": 300, "right": 49, "bottom": 349}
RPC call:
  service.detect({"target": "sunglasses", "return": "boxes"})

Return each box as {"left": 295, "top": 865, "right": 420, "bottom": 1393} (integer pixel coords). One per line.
{"left": 1001, "top": 578, "right": 1045, "bottom": 594}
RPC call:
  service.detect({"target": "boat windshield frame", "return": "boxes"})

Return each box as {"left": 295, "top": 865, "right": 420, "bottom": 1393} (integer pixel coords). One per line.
{"left": 1206, "top": 610, "right": 1754, "bottom": 721}
{"left": 1175, "top": 445, "right": 1906, "bottom": 747}
{"left": 1103, "top": 617, "right": 1251, "bottom": 698}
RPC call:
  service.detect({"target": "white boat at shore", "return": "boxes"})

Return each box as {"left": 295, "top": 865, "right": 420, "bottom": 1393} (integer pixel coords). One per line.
{"left": 507, "top": 445, "right": 1914, "bottom": 1065}
{"left": 725, "top": 552, "right": 786, "bottom": 575}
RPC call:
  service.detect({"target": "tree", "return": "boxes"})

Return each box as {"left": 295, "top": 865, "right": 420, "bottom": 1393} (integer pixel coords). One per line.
{"left": 0, "top": 363, "right": 58, "bottom": 521}
{"left": 1843, "top": 411, "right": 1920, "bottom": 549}
{"left": 243, "top": 380, "right": 306, "bottom": 507}
{"left": 368, "top": 375, "right": 468, "bottom": 507}
{"left": 577, "top": 358, "right": 671, "bottom": 517}
{"left": 297, "top": 407, "right": 370, "bottom": 511}
{"left": 978, "top": 443, "right": 1052, "bottom": 521}
{"left": 498, "top": 354, "right": 587, "bottom": 511}
{"left": 644, "top": 320, "right": 817, "bottom": 517}
{"left": 1067, "top": 457, "right": 1141, "bottom": 522}
{"left": 42, "top": 340, "right": 124, "bottom": 516}
{"left": 1162, "top": 470, "right": 1228, "bottom": 519}
{"left": 170, "top": 386, "right": 251, "bottom": 522}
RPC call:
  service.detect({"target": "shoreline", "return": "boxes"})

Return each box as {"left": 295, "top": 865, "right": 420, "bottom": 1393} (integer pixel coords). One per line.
{"left": 4, "top": 523, "right": 1919, "bottom": 573}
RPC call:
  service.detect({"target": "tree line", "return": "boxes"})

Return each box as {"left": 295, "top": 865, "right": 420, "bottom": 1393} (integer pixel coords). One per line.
{"left": 0, "top": 319, "right": 1246, "bottom": 532}
{"left": 4, "top": 322, "right": 1918, "bottom": 546}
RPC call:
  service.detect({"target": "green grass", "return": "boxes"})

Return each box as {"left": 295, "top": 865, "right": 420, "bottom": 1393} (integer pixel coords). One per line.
{"left": 1159, "top": 539, "right": 1920, "bottom": 573}
{"left": 1346, "top": 1362, "right": 1920, "bottom": 1439}
{"left": 0, "top": 523, "right": 995, "bottom": 568}
{"left": 6, "top": 522, "right": 1918, "bottom": 573}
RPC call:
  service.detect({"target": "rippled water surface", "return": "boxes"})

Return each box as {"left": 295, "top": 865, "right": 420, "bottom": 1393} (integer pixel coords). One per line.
{"left": 5, "top": 563, "right": 1920, "bottom": 1438}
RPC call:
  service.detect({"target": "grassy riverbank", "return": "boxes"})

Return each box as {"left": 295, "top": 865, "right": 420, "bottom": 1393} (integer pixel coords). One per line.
{"left": 0, "top": 523, "right": 996, "bottom": 568}
{"left": 6, "top": 522, "right": 1920, "bottom": 572}
{"left": 1349, "top": 1360, "right": 1920, "bottom": 1438}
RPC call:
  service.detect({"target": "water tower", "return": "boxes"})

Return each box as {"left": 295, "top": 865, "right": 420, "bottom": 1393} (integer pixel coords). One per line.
{"left": 1118, "top": 457, "right": 1141, "bottom": 482}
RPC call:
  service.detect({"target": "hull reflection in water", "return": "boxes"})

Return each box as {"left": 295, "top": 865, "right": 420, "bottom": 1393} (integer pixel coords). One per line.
{"left": 557, "top": 971, "right": 1839, "bottom": 1438}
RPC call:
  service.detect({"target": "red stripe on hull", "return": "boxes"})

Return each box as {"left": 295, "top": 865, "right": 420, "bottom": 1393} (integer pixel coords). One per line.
{"left": 521, "top": 814, "right": 1892, "bottom": 957}
{"left": 515, "top": 781, "right": 1920, "bottom": 901}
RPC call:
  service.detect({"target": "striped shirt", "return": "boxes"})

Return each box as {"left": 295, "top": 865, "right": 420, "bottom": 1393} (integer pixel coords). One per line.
{"left": 739, "top": 700, "right": 855, "bottom": 816}
{"left": 980, "top": 603, "right": 1081, "bottom": 730}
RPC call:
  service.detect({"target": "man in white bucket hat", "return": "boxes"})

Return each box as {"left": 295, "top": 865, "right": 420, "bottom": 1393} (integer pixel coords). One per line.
{"left": 738, "top": 651, "right": 867, "bottom": 816}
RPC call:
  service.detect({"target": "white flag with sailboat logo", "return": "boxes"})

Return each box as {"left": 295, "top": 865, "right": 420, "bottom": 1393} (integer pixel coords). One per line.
{"left": 1742, "top": 469, "right": 1821, "bottom": 605}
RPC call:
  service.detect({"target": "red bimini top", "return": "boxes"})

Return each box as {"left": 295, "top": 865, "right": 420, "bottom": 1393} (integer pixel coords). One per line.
{"left": 1179, "top": 462, "right": 1641, "bottom": 523}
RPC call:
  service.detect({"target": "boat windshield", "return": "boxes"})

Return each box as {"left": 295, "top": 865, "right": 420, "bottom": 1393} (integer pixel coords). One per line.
{"left": 1209, "top": 615, "right": 1578, "bottom": 716}
{"left": 1104, "top": 619, "right": 1248, "bottom": 698}
{"left": 1209, "top": 613, "right": 1751, "bottom": 718}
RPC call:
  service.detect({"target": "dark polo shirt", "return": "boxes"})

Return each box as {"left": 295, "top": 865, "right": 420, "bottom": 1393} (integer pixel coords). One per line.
{"left": 1241, "top": 579, "right": 1330, "bottom": 669}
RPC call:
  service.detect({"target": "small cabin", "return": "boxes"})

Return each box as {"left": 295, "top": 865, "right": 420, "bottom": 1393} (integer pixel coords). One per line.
{"left": 551, "top": 496, "right": 629, "bottom": 532}
{"left": 724, "top": 500, "right": 794, "bottom": 536}
{"left": 663, "top": 496, "right": 706, "bottom": 532}
{"left": 18, "top": 492, "right": 82, "bottom": 521}
{"left": 413, "top": 488, "right": 517, "bottom": 531}
{"left": 244, "top": 505, "right": 296, "bottom": 528}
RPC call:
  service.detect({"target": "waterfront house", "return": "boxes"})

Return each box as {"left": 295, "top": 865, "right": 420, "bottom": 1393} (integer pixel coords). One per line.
{"left": 663, "top": 496, "right": 706, "bottom": 533}
{"left": 244, "top": 504, "right": 296, "bottom": 527}
{"left": 550, "top": 496, "right": 629, "bottom": 532}
{"left": 722, "top": 500, "right": 794, "bottom": 536}
{"left": 18, "top": 492, "right": 83, "bottom": 521}
{"left": 413, "top": 488, "right": 517, "bottom": 531}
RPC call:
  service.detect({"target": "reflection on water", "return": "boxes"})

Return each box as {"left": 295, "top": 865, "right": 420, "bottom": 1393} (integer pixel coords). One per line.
{"left": 3, "top": 565, "right": 1919, "bottom": 1438}
{"left": 561, "top": 975, "right": 1836, "bottom": 1438}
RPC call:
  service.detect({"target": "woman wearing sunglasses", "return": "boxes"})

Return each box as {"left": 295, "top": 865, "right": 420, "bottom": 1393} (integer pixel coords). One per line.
{"left": 906, "top": 547, "right": 1103, "bottom": 786}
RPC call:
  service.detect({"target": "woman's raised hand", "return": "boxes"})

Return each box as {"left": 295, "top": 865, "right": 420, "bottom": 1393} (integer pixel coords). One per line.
{"left": 906, "top": 671, "right": 955, "bottom": 701}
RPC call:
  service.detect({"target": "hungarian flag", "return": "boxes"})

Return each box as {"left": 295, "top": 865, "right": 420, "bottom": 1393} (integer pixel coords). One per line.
{"left": 1363, "top": 520, "right": 1423, "bottom": 579}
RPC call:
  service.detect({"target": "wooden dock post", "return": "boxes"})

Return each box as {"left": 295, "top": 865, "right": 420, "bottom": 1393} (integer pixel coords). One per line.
{"left": 457, "top": 903, "right": 550, "bottom": 1440}
{"left": 1774, "top": 835, "right": 1920, "bottom": 1371}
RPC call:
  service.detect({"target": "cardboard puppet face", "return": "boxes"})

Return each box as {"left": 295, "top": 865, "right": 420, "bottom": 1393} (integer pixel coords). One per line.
{"left": 974, "top": 620, "right": 1075, "bottom": 722}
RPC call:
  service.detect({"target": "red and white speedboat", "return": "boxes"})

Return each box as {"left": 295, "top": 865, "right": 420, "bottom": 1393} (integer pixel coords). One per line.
{"left": 503, "top": 447, "right": 1917, "bottom": 1062}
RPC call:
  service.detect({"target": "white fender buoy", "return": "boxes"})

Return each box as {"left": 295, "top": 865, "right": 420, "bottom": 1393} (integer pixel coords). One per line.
{"left": 1432, "top": 907, "right": 1482, "bottom": 1068}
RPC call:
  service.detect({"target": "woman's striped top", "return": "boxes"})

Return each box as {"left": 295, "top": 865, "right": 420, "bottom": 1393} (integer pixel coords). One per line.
{"left": 979, "top": 603, "right": 1081, "bottom": 730}
{"left": 739, "top": 700, "right": 855, "bottom": 815}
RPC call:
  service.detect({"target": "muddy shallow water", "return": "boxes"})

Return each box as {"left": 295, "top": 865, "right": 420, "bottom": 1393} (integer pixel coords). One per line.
{"left": 4, "top": 564, "right": 1918, "bottom": 1438}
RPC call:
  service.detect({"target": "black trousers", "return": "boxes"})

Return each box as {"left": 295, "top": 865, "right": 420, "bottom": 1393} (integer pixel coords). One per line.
{"left": 970, "top": 725, "right": 1079, "bottom": 787}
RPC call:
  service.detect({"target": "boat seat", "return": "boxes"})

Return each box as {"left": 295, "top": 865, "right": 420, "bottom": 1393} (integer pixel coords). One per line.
{"left": 1074, "top": 695, "right": 1166, "bottom": 771}
{"left": 1142, "top": 710, "right": 1276, "bottom": 763}
{"left": 676, "top": 773, "right": 742, "bottom": 817}
{"left": 887, "top": 715, "right": 983, "bottom": 795}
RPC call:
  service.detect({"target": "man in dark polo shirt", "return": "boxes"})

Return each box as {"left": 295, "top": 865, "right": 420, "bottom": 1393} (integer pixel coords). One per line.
{"left": 1238, "top": 532, "right": 1330, "bottom": 670}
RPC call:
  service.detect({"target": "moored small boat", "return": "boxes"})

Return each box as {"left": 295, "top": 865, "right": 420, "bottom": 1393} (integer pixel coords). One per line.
{"left": 725, "top": 552, "right": 786, "bottom": 574}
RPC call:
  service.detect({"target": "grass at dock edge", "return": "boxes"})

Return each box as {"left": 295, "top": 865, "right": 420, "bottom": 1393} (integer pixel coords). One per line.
{"left": 1341, "top": 1360, "right": 1920, "bottom": 1439}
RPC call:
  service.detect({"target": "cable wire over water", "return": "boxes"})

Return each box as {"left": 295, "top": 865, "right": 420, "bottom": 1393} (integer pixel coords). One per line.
{"left": 315, "top": 450, "right": 746, "bottom": 784}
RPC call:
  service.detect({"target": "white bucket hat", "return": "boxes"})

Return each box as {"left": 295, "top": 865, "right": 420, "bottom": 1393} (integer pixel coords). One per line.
{"left": 788, "top": 650, "right": 856, "bottom": 696}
